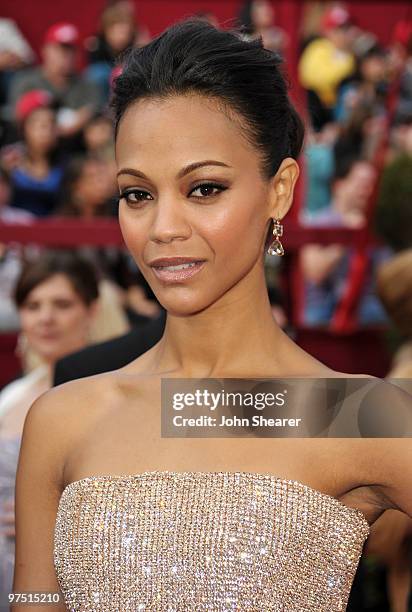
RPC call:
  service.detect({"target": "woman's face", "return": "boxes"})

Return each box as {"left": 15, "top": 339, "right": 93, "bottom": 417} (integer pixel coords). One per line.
{"left": 74, "top": 159, "right": 113, "bottom": 212}
{"left": 105, "top": 20, "right": 134, "bottom": 53}
{"left": 361, "top": 55, "right": 386, "bottom": 83}
{"left": 116, "top": 94, "right": 296, "bottom": 316}
{"left": 18, "top": 273, "right": 96, "bottom": 364}
{"left": 24, "top": 107, "right": 57, "bottom": 154}
{"left": 251, "top": 0, "right": 274, "bottom": 28}
{"left": 84, "top": 118, "right": 113, "bottom": 152}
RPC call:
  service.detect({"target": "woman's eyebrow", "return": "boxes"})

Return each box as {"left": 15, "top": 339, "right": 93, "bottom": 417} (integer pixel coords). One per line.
{"left": 176, "top": 160, "right": 232, "bottom": 178}
{"left": 117, "top": 160, "right": 232, "bottom": 180}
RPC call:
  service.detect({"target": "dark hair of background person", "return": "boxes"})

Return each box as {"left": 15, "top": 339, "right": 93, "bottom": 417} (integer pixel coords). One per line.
{"left": 55, "top": 154, "right": 112, "bottom": 217}
{"left": 236, "top": 0, "right": 256, "bottom": 35}
{"left": 338, "top": 44, "right": 387, "bottom": 90}
{"left": 376, "top": 249, "right": 412, "bottom": 339}
{"left": 374, "top": 153, "right": 412, "bottom": 252}
{"left": 332, "top": 154, "right": 368, "bottom": 183}
{"left": 13, "top": 250, "right": 100, "bottom": 309}
{"left": 17, "top": 102, "right": 63, "bottom": 167}
{"left": 0, "top": 165, "right": 11, "bottom": 185}
{"left": 110, "top": 17, "right": 305, "bottom": 181}
{"left": 333, "top": 103, "right": 374, "bottom": 165}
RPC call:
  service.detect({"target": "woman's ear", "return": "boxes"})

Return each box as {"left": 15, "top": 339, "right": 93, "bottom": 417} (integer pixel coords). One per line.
{"left": 267, "top": 157, "right": 300, "bottom": 220}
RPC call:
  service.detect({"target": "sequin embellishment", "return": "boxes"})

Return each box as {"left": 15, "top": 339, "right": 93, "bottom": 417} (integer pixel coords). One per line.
{"left": 54, "top": 471, "right": 370, "bottom": 611}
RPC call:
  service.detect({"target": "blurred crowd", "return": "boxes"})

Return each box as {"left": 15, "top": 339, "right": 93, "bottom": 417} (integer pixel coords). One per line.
{"left": 296, "top": 3, "right": 412, "bottom": 339}
{"left": 0, "top": 1, "right": 162, "bottom": 342}
{"left": 0, "top": 1, "right": 412, "bottom": 608}
{"left": 0, "top": 1, "right": 411, "bottom": 337}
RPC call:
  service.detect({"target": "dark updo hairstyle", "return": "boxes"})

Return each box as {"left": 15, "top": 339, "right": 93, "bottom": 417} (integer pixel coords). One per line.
{"left": 111, "top": 17, "right": 305, "bottom": 180}
{"left": 14, "top": 250, "right": 100, "bottom": 309}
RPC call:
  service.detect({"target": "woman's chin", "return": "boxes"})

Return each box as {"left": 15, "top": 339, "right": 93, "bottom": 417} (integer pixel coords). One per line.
{"left": 159, "top": 297, "right": 211, "bottom": 318}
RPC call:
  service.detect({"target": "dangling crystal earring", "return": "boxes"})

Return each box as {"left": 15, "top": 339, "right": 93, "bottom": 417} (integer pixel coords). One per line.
{"left": 267, "top": 218, "right": 284, "bottom": 256}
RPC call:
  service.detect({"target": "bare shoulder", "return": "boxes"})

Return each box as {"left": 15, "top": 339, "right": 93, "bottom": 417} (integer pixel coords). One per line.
{"left": 14, "top": 372, "right": 124, "bottom": 603}
{"left": 309, "top": 371, "right": 412, "bottom": 517}
{"left": 28, "top": 370, "right": 120, "bottom": 428}
{"left": 343, "top": 377, "right": 412, "bottom": 517}
{"left": 23, "top": 371, "right": 123, "bottom": 476}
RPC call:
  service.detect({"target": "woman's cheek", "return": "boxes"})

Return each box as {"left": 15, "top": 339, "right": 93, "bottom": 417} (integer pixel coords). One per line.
{"left": 19, "top": 312, "right": 35, "bottom": 335}
{"left": 118, "top": 207, "right": 144, "bottom": 260}
{"left": 55, "top": 308, "right": 84, "bottom": 336}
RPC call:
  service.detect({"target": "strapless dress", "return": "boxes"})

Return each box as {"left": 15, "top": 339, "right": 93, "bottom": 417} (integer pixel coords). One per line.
{"left": 53, "top": 470, "right": 370, "bottom": 611}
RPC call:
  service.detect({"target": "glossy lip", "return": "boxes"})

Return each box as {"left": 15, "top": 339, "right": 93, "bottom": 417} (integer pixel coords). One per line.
{"left": 149, "top": 256, "right": 206, "bottom": 267}
{"left": 38, "top": 334, "right": 59, "bottom": 340}
{"left": 151, "top": 260, "right": 206, "bottom": 283}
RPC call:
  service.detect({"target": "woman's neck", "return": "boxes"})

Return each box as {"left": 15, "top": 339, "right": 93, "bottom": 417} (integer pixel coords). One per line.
{"left": 149, "top": 269, "right": 302, "bottom": 378}
{"left": 24, "top": 151, "right": 50, "bottom": 177}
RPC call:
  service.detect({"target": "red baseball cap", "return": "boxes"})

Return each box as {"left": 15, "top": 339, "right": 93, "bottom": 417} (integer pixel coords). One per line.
{"left": 322, "top": 6, "right": 352, "bottom": 31}
{"left": 16, "top": 89, "right": 53, "bottom": 122}
{"left": 392, "top": 20, "right": 412, "bottom": 47}
{"left": 44, "top": 22, "right": 79, "bottom": 47}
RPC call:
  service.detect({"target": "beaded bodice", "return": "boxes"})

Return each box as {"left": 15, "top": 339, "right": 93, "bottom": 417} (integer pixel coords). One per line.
{"left": 54, "top": 471, "right": 370, "bottom": 611}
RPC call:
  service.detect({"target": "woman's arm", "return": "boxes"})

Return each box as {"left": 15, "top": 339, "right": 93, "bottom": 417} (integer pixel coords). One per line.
{"left": 11, "top": 387, "right": 72, "bottom": 611}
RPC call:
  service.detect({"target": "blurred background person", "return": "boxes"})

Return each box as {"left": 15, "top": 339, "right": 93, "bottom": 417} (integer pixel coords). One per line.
{"left": 390, "top": 20, "right": 412, "bottom": 124}
{"left": 387, "top": 113, "right": 412, "bottom": 161}
{"left": 334, "top": 43, "right": 389, "bottom": 124}
{"left": 56, "top": 154, "right": 115, "bottom": 219}
{"left": 0, "top": 19, "right": 33, "bottom": 75}
{"left": 299, "top": 3, "right": 356, "bottom": 130}
{"left": 0, "top": 89, "right": 64, "bottom": 217}
{"left": 0, "top": 251, "right": 99, "bottom": 599}
{"left": 84, "top": 1, "right": 138, "bottom": 105}
{"left": 55, "top": 154, "right": 160, "bottom": 331}
{"left": 8, "top": 22, "right": 101, "bottom": 147}
{"left": 80, "top": 111, "right": 115, "bottom": 162}
{"left": 333, "top": 97, "right": 387, "bottom": 166}
{"left": 0, "top": 167, "right": 35, "bottom": 333}
{"left": 375, "top": 142, "right": 412, "bottom": 254}
{"left": 300, "top": 157, "right": 392, "bottom": 327}
{"left": 0, "top": 17, "right": 34, "bottom": 146}
{"left": 0, "top": 166, "right": 34, "bottom": 225}
{"left": 56, "top": 155, "right": 131, "bottom": 337}
{"left": 300, "top": 122, "right": 338, "bottom": 219}
{"left": 304, "top": 156, "right": 377, "bottom": 228}
{"left": 237, "top": 0, "right": 289, "bottom": 54}
{"left": 377, "top": 249, "right": 412, "bottom": 378}
{"left": 124, "top": 267, "right": 162, "bottom": 326}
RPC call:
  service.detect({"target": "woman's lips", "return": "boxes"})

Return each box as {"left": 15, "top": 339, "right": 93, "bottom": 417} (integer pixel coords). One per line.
{"left": 38, "top": 333, "right": 59, "bottom": 340}
{"left": 151, "top": 260, "right": 206, "bottom": 282}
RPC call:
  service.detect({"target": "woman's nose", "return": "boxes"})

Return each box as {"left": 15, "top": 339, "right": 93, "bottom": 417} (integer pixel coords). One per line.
{"left": 37, "top": 305, "right": 55, "bottom": 322}
{"left": 148, "top": 198, "right": 192, "bottom": 244}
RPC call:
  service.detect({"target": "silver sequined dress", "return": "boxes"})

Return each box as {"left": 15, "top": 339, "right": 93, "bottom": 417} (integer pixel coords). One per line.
{"left": 54, "top": 471, "right": 370, "bottom": 611}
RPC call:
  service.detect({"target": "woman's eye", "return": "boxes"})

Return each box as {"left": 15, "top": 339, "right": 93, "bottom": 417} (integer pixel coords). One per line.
{"left": 119, "top": 189, "right": 153, "bottom": 205}
{"left": 190, "top": 183, "right": 226, "bottom": 198}
{"left": 55, "top": 301, "right": 74, "bottom": 309}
